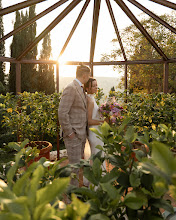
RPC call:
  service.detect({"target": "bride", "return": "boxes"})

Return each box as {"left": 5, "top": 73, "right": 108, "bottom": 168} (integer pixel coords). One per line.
{"left": 84, "top": 78, "right": 106, "bottom": 168}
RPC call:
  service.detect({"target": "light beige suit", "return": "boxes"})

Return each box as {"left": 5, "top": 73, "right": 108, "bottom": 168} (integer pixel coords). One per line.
{"left": 58, "top": 79, "right": 88, "bottom": 186}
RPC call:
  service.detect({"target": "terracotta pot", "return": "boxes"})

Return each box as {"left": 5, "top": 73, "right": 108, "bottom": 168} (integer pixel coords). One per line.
{"left": 25, "top": 141, "right": 53, "bottom": 164}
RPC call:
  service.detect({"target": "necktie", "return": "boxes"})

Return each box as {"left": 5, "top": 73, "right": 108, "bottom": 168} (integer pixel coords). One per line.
{"left": 81, "top": 86, "right": 86, "bottom": 97}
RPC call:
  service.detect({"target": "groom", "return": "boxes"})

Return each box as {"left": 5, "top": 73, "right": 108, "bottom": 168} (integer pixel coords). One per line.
{"left": 58, "top": 64, "right": 90, "bottom": 187}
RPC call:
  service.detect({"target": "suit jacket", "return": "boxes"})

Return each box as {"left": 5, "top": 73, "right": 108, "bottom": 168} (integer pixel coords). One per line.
{"left": 58, "top": 80, "right": 87, "bottom": 140}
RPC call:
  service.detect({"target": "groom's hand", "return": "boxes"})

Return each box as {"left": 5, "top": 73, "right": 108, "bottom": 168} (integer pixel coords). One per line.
{"left": 68, "top": 132, "right": 75, "bottom": 139}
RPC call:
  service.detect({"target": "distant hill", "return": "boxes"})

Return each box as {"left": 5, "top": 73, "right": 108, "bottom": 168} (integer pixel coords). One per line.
{"left": 59, "top": 76, "right": 123, "bottom": 96}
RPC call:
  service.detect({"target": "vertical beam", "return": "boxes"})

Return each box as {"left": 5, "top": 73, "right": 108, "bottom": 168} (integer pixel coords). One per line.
{"left": 90, "top": 62, "right": 93, "bottom": 77}
{"left": 125, "top": 64, "right": 128, "bottom": 102}
{"left": 16, "top": 62, "right": 21, "bottom": 95}
{"left": 56, "top": 63, "right": 60, "bottom": 160}
{"left": 89, "top": 0, "right": 101, "bottom": 68}
{"left": 125, "top": 64, "right": 127, "bottom": 91}
{"left": 56, "top": 63, "right": 59, "bottom": 93}
{"left": 163, "top": 62, "right": 169, "bottom": 93}
{"left": 16, "top": 62, "right": 21, "bottom": 142}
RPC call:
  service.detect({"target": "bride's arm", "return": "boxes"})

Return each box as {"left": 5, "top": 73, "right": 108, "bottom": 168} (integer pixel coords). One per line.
{"left": 87, "top": 97, "right": 104, "bottom": 126}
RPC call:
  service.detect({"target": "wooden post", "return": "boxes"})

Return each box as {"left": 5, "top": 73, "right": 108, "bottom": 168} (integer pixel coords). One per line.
{"left": 125, "top": 64, "right": 128, "bottom": 102}
{"left": 56, "top": 63, "right": 60, "bottom": 160}
{"left": 163, "top": 62, "right": 169, "bottom": 93}
{"left": 90, "top": 62, "right": 93, "bottom": 77}
{"left": 16, "top": 62, "right": 21, "bottom": 142}
{"left": 16, "top": 62, "right": 21, "bottom": 94}
{"left": 56, "top": 63, "right": 59, "bottom": 93}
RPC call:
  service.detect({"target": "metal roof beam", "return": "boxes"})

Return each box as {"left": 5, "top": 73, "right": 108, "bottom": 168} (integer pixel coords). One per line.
{"left": 16, "top": 0, "right": 82, "bottom": 61}
{"left": 148, "top": 0, "right": 176, "bottom": 10}
{"left": 0, "top": 0, "right": 69, "bottom": 43}
{"left": 127, "top": 0, "right": 176, "bottom": 34}
{"left": 0, "top": 0, "right": 47, "bottom": 16}
{"left": 58, "top": 0, "right": 91, "bottom": 58}
{"left": 105, "top": 0, "right": 127, "bottom": 61}
{"left": 89, "top": 0, "right": 101, "bottom": 65}
{"left": 113, "top": 0, "right": 168, "bottom": 61}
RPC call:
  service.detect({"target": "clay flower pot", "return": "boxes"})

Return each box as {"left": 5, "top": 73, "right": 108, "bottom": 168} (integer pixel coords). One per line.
{"left": 25, "top": 141, "right": 52, "bottom": 164}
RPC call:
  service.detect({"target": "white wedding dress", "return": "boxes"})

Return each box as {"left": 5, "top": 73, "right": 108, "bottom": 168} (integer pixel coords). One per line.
{"left": 84, "top": 94, "right": 106, "bottom": 169}
{"left": 87, "top": 94, "right": 104, "bottom": 154}
{"left": 83, "top": 94, "right": 106, "bottom": 187}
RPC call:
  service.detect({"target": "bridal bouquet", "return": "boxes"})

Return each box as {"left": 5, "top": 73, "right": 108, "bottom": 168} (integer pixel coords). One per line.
{"left": 99, "top": 98, "right": 124, "bottom": 125}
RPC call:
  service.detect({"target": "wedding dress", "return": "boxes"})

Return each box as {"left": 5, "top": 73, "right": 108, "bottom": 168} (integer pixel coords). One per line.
{"left": 87, "top": 94, "right": 104, "bottom": 153}
{"left": 86, "top": 94, "right": 106, "bottom": 168}
{"left": 83, "top": 94, "right": 106, "bottom": 187}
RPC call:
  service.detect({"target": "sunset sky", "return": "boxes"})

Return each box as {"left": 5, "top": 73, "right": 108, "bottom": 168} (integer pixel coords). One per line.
{"left": 1, "top": 0, "right": 175, "bottom": 77}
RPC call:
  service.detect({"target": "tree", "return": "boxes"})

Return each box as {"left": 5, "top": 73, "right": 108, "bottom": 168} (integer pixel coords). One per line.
{"left": 0, "top": 0, "right": 5, "bottom": 93}
{"left": 102, "top": 13, "right": 176, "bottom": 93}
{"left": 9, "top": 6, "right": 37, "bottom": 94}
{"left": 9, "top": 10, "right": 21, "bottom": 94}
{"left": 37, "top": 32, "right": 55, "bottom": 94}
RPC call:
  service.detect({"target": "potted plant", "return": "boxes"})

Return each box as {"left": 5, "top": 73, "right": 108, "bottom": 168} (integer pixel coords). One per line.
{"left": 2, "top": 92, "right": 61, "bottom": 161}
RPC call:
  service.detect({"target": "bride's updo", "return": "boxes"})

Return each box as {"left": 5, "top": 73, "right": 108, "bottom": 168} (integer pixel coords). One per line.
{"left": 84, "top": 77, "right": 96, "bottom": 94}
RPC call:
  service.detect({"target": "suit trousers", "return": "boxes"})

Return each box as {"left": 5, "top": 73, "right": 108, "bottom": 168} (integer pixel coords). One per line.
{"left": 64, "top": 136, "right": 86, "bottom": 187}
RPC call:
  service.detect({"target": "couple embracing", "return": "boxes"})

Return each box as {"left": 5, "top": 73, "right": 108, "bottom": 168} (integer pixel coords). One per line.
{"left": 58, "top": 64, "right": 105, "bottom": 187}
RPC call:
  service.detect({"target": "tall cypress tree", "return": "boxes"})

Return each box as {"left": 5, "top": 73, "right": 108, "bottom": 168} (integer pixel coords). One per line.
{"left": 9, "top": 11, "right": 21, "bottom": 93}
{"left": 21, "top": 5, "right": 38, "bottom": 92}
{"left": 9, "top": 6, "right": 37, "bottom": 94}
{"left": 0, "top": 0, "right": 5, "bottom": 90}
{"left": 38, "top": 32, "right": 55, "bottom": 94}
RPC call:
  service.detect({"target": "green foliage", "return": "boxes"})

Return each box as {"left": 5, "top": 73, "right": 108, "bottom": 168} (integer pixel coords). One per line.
{"left": 9, "top": 6, "right": 38, "bottom": 94}
{"left": 113, "top": 92, "right": 176, "bottom": 131}
{"left": 1, "top": 92, "right": 61, "bottom": 141}
{"left": 73, "top": 120, "right": 175, "bottom": 219}
{"left": 102, "top": 13, "right": 176, "bottom": 93}
{"left": 0, "top": 0, "right": 5, "bottom": 88}
{"left": 37, "top": 33, "right": 55, "bottom": 94}
{"left": 94, "top": 87, "right": 104, "bottom": 105}
{"left": 0, "top": 140, "right": 90, "bottom": 219}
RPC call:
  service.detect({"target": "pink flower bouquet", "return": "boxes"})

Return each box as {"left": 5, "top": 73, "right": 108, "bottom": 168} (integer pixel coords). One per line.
{"left": 99, "top": 98, "right": 124, "bottom": 125}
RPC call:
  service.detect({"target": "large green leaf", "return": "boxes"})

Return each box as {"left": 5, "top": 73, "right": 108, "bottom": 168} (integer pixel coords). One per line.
{"left": 83, "top": 167, "right": 99, "bottom": 185}
{"left": 5, "top": 197, "right": 30, "bottom": 220}
{"left": 123, "top": 191, "right": 147, "bottom": 210}
{"left": 118, "top": 117, "right": 131, "bottom": 134}
{"left": 0, "top": 213, "right": 22, "bottom": 220}
{"left": 124, "top": 126, "right": 137, "bottom": 143}
{"left": 92, "top": 158, "right": 101, "bottom": 180}
{"left": 71, "top": 194, "right": 90, "bottom": 217}
{"left": 39, "top": 205, "right": 55, "bottom": 220}
{"left": 8, "top": 142, "right": 21, "bottom": 152}
{"left": 0, "top": 180, "right": 16, "bottom": 201}
{"left": 7, "top": 151, "right": 23, "bottom": 188}
{"left": 151, "top": 198, "right": 174, "bottom": 213}
{"left": 36, "top": 178, "right": 69, "bottom": 206}
{"left": 28, "top": 165, "right": 44, "bottom": 211}
{"left": 74, "top": 187, "right": 97, "bottom": 199}
{"left": 100, "top": 182, "right": 120, "bottom": 200}
{"left": 129, "top": 172, "right": 141, "bottom": 187}
{"left": 100, "top": 122, "right": 111, "bottom": 137}
{"left": 151, "top": 141, "right": 176, "bottom": 175}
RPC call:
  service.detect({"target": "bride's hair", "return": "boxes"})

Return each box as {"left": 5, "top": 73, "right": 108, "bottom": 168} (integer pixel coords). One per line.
{"left": 84, "top": 77, "right": 96, "bottom": 92}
